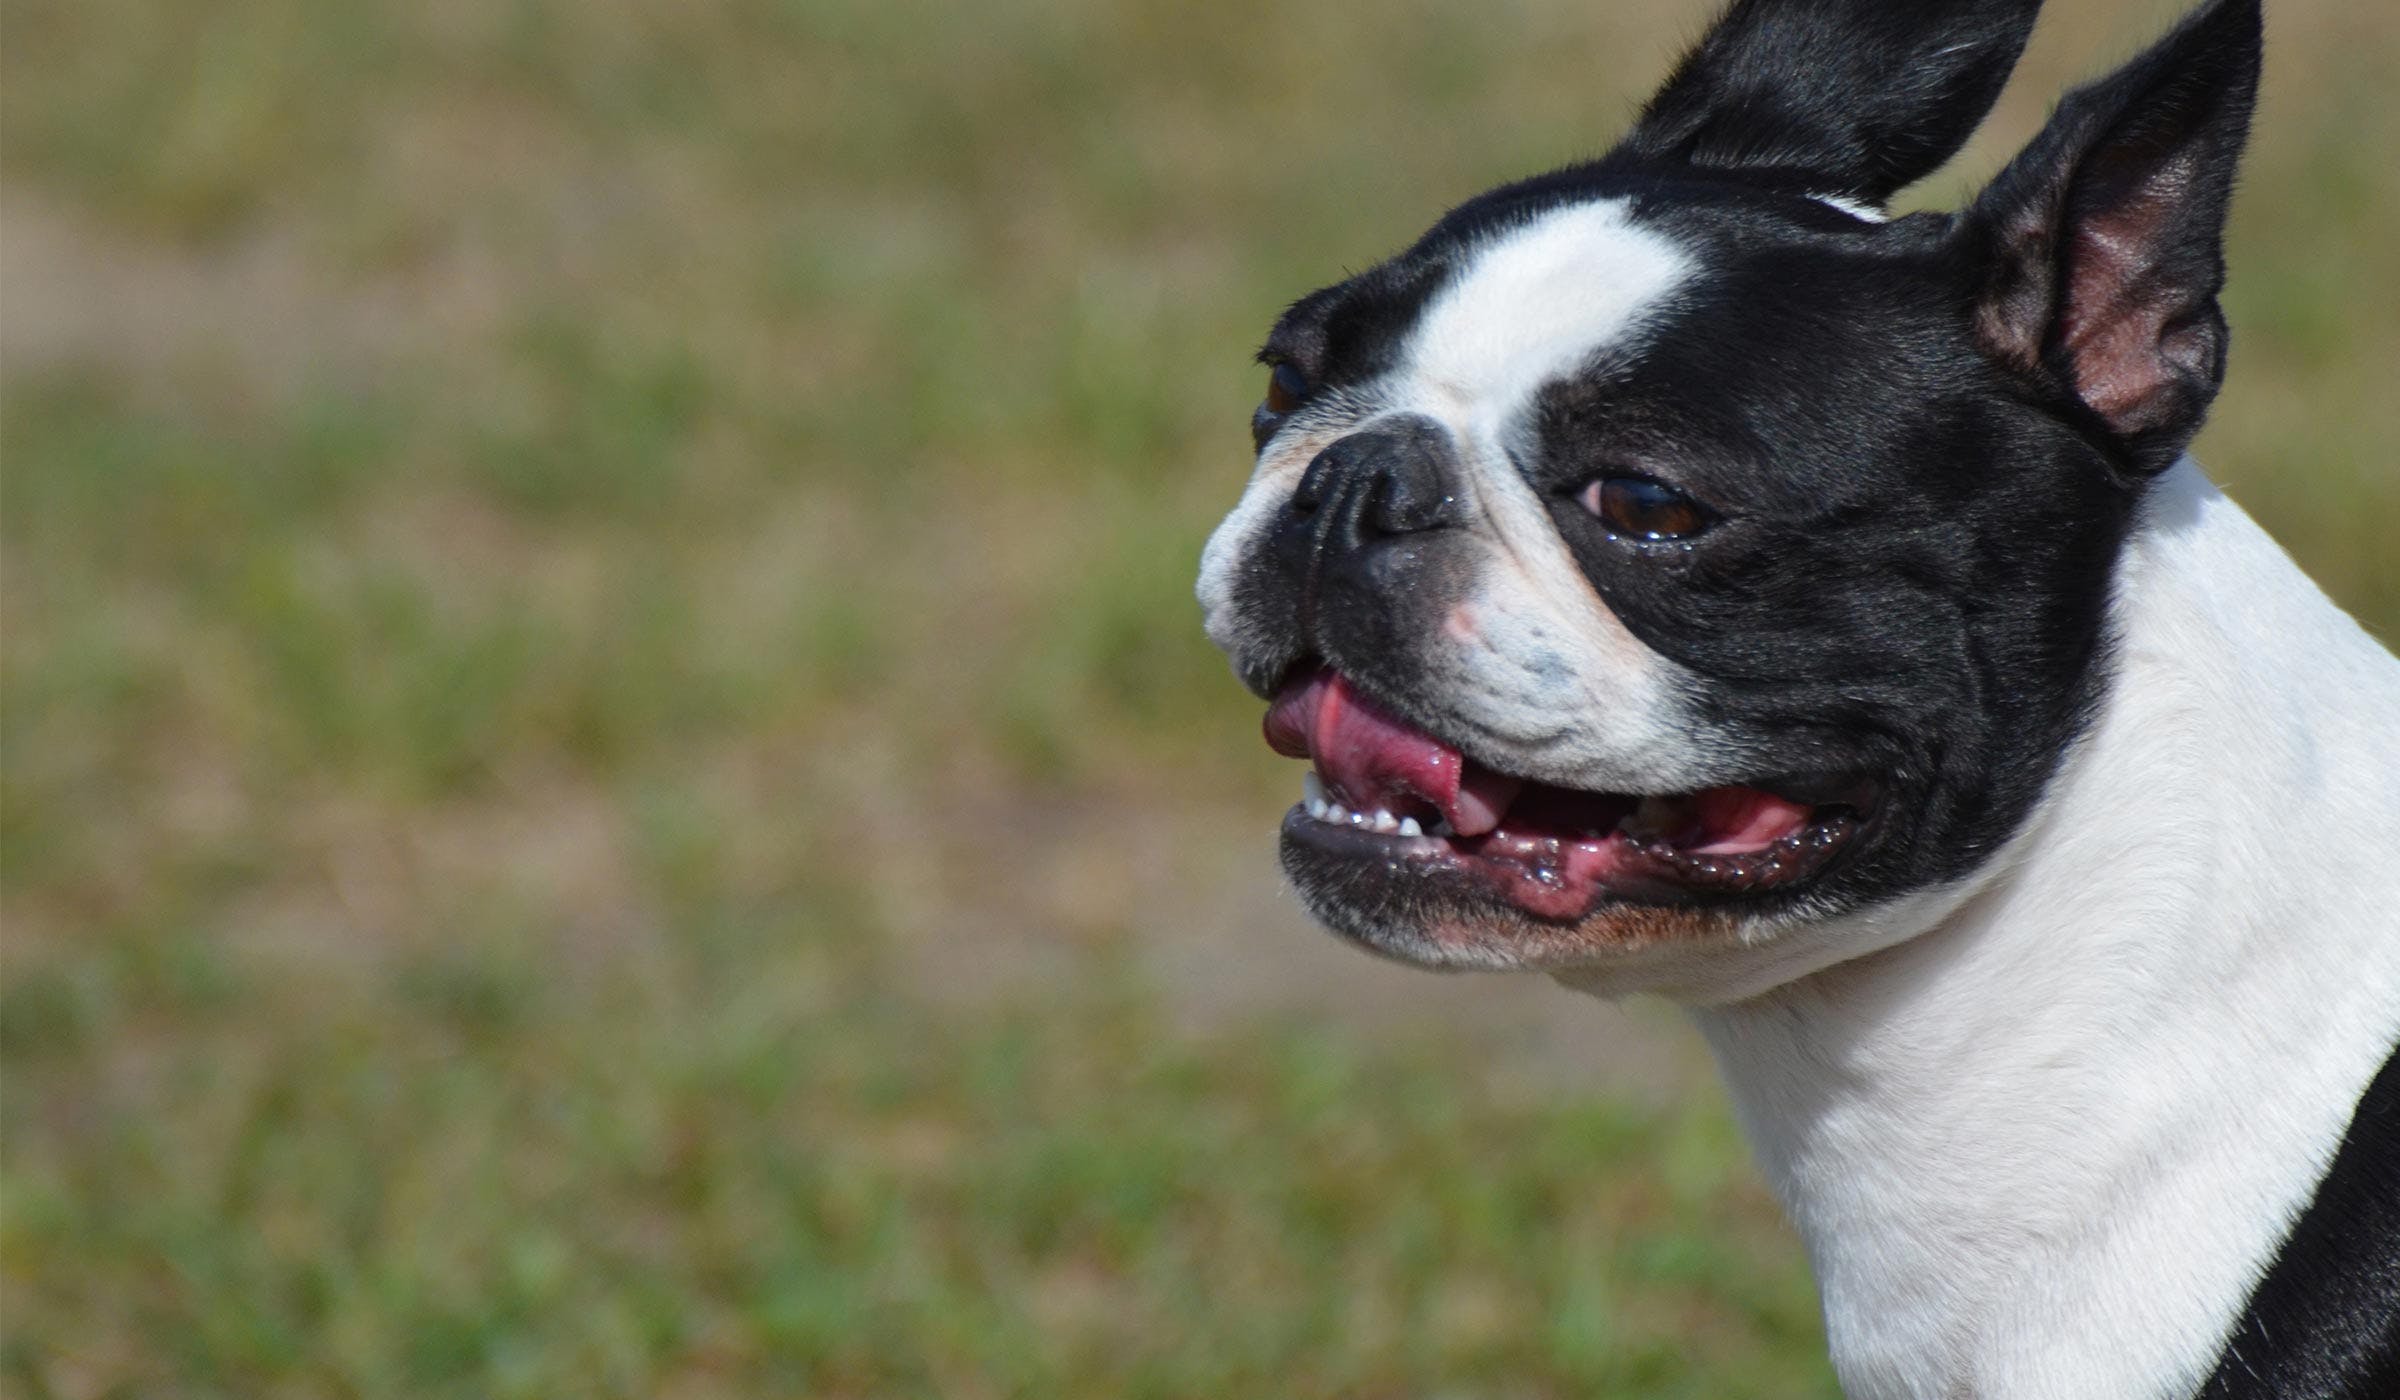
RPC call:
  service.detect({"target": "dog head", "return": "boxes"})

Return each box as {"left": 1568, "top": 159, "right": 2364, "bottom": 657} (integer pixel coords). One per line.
{"left": 1197, "top": 0, "right": 2261, "bottom": 998}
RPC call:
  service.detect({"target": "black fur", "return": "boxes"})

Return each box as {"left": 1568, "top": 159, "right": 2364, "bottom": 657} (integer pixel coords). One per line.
{"left": 1522, "top": 190, "right": 2130, "bottom": 906}
{"left": 1229, "top": 0, "right": 2264, "bottom": 924}
{"left": 1620, "top": 0, "right": 2044, "bottom": 204}
{"left": 2201, "top": 1040, "right": 2400, "bottom": 1398}
{"left": 1207, "top": 0, "right": 2396, "bottom": 1385}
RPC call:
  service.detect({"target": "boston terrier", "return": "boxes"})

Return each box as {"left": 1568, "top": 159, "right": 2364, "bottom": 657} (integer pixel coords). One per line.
{"left": 1194, "top": 0, "right": 2400, "bottom": 1393}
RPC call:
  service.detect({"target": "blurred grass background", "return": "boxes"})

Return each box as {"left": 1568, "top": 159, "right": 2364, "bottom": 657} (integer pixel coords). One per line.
{"left": 1, "top": 0, "right": 2391, "bottom": 1395}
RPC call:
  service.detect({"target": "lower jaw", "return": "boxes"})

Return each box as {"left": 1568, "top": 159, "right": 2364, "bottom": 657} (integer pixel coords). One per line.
{"left": 1279, "top": 799, "right": 1859, "bottom": 924}
{"left": 1275, "top": 812, "right": 1739, "bottom": 974}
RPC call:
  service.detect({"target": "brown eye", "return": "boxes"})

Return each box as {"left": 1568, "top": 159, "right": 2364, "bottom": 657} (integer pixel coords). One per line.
{"left": 1264, "top": 361, "right": 1309, "bottom": 415}
{"left": 1582, "top": 475, "right": 1711, "bottom": 541}
{"left": 1252, "top": 361, "right": 1312, "bottom": 448}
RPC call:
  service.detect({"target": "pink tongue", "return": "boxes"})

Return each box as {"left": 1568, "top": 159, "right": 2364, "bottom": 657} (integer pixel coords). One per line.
{"left": 1264, "top": 672, "right": 1522, "bottom": 836}
{"left": 1688, "top": 785, "right": 1814, "bottom": 854}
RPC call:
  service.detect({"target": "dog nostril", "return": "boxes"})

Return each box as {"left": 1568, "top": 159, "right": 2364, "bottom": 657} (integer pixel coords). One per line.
{"left": 1290, "top": 445, "right": 1344, "bottom": 517}
{"left": 1284, "top": 420, "right": 1459, "bottom": 537}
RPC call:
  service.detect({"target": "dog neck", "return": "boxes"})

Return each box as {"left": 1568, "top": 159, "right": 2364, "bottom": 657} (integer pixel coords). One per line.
{"left": 1680, "top": 462, "right": 2400, "bottom": 1399}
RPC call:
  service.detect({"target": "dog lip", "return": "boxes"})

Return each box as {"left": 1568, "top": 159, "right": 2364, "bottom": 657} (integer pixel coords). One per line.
{"left": 1246, "top": 650, "right": 1326, "bottom": 704}
{"left": 1746, "top": 771, "right": 1882, "bottom": 810}
{"left": 1280, "top": 793, "right": 1864, "bottom": 924}
{"left": 1262, "top": 665, "right": 1878, "bottom": 922}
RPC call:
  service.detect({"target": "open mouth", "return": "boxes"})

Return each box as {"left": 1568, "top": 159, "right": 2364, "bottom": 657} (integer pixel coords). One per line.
{"left": 1264, "top": 668, "right": 1869, "bottom": 923}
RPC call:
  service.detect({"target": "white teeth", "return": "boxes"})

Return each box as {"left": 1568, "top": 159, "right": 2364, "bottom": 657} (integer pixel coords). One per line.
{"left": 1300, "top": 780, "right": 1423, "bottom": 838}
{"left": 1302, "top": 771, "right": 1327, "bottom": 819}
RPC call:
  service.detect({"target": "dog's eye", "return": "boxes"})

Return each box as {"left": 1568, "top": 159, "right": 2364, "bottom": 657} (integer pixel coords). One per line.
{"left": 1264, "top": 361, "right": 1309, "bottom": 415}
{"left": 1582, "top": 476, "right": 1711, "bottom": 541}
{"left": 1252, "top": 361, "right": 1311, "bottom": 448}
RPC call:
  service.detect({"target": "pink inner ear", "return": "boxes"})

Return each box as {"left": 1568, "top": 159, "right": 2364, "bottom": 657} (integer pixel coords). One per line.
{"left": 2053, "top": 157, "right": 2195, "bottom": 434}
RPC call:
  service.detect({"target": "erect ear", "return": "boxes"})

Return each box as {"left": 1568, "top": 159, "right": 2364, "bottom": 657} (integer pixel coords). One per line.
{"left": 1617, "top": 0, "right": 2044, "bottom": 208}
{"left": 1965, "top": 0, "right": 2260, "bottom": 475}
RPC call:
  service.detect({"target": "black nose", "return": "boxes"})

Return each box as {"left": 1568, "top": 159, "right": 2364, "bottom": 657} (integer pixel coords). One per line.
{"left": 1286, "top": 416, "right": 1461, "bottom": 548}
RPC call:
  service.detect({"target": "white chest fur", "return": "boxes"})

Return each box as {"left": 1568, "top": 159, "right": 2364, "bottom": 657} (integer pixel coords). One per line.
{"left": 1679, "top": 463, "right": 2400, "bottom": 1399}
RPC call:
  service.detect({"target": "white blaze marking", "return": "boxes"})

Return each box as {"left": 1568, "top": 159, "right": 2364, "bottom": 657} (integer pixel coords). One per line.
{"left": 1197, "top": 197, "right": 1735, "bottom": 795}
{"left": 1400, "top": 198, "right": 1691, "bottom": 429}
{"left": 1378, "top": 199, "right": 1726, "bottom": 793}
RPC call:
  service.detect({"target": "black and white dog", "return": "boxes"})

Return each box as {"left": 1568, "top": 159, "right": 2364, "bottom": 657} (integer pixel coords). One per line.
{"left": 1195, "top": 0, "right": 2400, "bottom": 1393}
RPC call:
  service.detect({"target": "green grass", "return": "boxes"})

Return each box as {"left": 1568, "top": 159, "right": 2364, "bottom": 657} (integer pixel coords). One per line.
{"left": 4, "top": 938, "right": 1831, "bottom": 1398}
{"left": 2, "top": 0, "right": 2394, "bottom": 1393}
